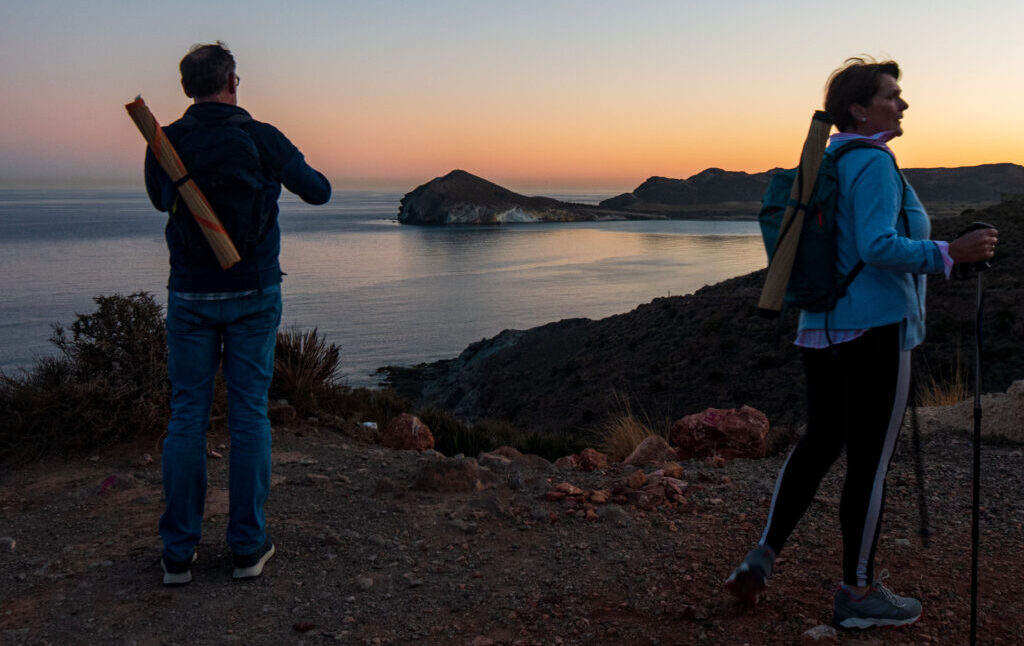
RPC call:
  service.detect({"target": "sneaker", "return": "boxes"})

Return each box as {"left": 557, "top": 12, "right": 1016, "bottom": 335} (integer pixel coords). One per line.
{"left": 832, "top": 572, "right": 922, "bottom": 629}
{"left": 161, "top": 551, "right": 197, "bottom": 587}
{"left": 232, "top": 540, "right": 275, "bottom": 580}
{"left": 724, "top": 544, "right": 776, "bottom": 606}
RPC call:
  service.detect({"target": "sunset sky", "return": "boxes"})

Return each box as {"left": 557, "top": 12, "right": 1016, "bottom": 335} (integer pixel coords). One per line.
{"left": 2, "top": 0, "right": 1023, "bottom": 192}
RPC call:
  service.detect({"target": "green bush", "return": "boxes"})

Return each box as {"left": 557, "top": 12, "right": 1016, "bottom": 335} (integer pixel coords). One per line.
{"left": 417, "top": 406, "right": 492, "bottom": 457}
{"left": 0, "top": 292, "right": 170, "bottom": 463}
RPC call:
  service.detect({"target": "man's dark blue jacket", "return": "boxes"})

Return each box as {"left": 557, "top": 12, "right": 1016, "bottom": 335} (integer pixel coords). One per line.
{"left": 145, "top": 102, "right": 331, "bottom": 293}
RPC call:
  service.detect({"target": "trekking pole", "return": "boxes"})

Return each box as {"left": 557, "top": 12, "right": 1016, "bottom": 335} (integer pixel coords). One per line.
{"left": 969, "top": 266, "right": 984, "bottom": 646}
{"left": 954, "top": 221, "right": 994, "bottom": 646}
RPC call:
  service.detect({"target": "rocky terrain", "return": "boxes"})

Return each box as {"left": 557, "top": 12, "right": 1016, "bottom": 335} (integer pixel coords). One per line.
{"left": 386, "top": 200, "right": 1024, "bottom": 441}
{"left": 1, "top": 398, "right": 1022, "bottom": 645}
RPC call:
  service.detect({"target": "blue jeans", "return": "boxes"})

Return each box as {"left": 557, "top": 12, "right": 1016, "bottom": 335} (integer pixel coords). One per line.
{"left": 159, "top": 288, "right": 282, "bottom": 562}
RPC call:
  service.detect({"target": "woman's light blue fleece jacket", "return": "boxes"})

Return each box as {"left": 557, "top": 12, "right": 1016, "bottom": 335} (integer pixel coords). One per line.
{"left": 797, "top": 143, "right": 947, "bottom": 351}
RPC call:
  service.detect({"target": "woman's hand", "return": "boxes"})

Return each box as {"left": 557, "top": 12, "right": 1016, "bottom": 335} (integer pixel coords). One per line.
{"left": 949, "top": 227, "right": 998, "bottom": 265}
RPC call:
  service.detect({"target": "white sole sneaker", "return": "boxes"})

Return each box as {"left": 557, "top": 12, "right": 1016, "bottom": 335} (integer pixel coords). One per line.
{"left": 232, "top": 542, "right": 275, "bottom": 580}
{"left": 161, "top": 552, "right": 198, "bottom": 586}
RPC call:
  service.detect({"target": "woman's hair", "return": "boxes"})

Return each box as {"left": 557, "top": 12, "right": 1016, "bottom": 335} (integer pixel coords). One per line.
{"left": 824, "top": 57, "right": 900, "bottom": 132}
{"left": 180, "top": 41, "right": 235, "bottom": 99}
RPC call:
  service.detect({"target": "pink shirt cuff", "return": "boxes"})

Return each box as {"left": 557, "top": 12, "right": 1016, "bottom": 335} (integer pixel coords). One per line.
{"left": 935, "top": 240, "right": 953, "bottom": 279}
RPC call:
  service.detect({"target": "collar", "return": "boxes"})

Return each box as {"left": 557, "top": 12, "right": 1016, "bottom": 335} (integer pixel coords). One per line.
{"left": 829, "top": 130, "right": 897, "bottom": 157}
{"left": 183, "top": 102, "right": 251, "bottom": 119}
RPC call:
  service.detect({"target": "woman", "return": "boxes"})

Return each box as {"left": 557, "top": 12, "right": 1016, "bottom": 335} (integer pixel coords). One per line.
{"left": 724, "top": 57, "right": 998, "bottom": 629}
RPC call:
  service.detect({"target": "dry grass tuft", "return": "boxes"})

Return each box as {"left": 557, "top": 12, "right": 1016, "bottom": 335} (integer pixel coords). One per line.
{"left": 917, "top": 354, "right": 969, "bottom": 407}
{"left": 272, "top": 327, "right": 345, "bottom": 416}
{"left": 595, "top": 396, "right": 666, "bottom": 462}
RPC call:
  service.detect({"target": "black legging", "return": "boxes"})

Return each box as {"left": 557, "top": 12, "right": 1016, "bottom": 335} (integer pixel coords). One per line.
{"left": 760, "top": 323, "right": 910, "bottom": 587}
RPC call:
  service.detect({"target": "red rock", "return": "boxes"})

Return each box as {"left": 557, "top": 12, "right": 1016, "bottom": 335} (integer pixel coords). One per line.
{"left": 554, "top": 455, "right": 577, "bottom": 470}
{"left": 545, "top": 490, "right": 567, "bottom": 501}
{"left": 623, "top": 435, "right": 677, "bottom": 466}
{"left": 800, "top": 625, "right": 839, "bottom": 643}
{"left": 662, "top": 477, "right": 688, "bottom": 501}
{"left": 626, "top": 486, "right": 665, "bottom": 510}
{"left": 705, "top": 455, "right": 727, "bottom": 468}
{"left": 577, "top": 448, "right": 608, "bottom": 471}
{"left": 670, "top": 405, "right": 769, "bottom": 461}
{"left": 488, "top": 446, "right": 524, "bottom": 460}
{"left": 625, "top": 470, "right": 647, "bottom": 489}
{"left": 293, "top": 622, "right": 315, "bottom": 633}
{"left": 661, "top": 461, "right": 684, "bottom": 479}
{"left": 381, "top": 413, "right": 435, "bottom": 452}
{"left": 553, "top": 482, "right": 584, "bottom": 496}
{"left": 589, "top": 490, "right": 609, "bottom": 504}
{"left": 413, "top": 457, "right": 495, "bottom": 492}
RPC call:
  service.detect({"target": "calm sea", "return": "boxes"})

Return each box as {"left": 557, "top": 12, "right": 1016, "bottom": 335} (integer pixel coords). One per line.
{"left": 0, "top": 189, "right": 766, "bottom": 386}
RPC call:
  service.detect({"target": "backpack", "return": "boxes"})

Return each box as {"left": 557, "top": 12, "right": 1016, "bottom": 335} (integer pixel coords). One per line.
{"left": 758, "top": 140, "right": 906, "bottom": 313}
{"left": 168, "top": 114, "right": 273, "bottom": 264}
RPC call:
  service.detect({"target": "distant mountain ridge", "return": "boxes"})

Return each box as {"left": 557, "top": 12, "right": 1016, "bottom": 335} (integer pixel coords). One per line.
{"left": 600, "top": 168, "right": 780, "bottom": 208}
{"left": 602, "top": 163, "right": 1024, "bottom": 215}
{"left": 398, "top": 164, "right": 1024, "bottom": 225}
{"left": 903, "top": 163, "right": 1024, "bottom": 202}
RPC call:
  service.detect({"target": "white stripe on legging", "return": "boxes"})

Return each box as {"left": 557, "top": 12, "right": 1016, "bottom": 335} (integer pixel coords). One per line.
{"left": 759, "top": 444, "right": 797, "bottom": 546}
{"left": 855, "top": 349, "right": 911, "bottom": 586}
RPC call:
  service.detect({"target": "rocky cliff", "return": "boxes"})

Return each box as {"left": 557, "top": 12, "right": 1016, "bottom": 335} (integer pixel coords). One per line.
{"left": 397, "top": 170, "right": 640, "bottom": 225}
{"left": 385, "top": 200, "right": 1024, "bottom": 439}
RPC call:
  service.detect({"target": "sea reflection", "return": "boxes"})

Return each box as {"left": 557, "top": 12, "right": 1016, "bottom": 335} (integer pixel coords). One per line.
{"left": 2, "top": 190, "right": 767, "bottom": 385}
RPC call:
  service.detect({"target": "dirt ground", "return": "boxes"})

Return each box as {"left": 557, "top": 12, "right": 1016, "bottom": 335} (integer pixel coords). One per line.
{"left": 1, "top": 408, "right": 1022, "bottom": 646}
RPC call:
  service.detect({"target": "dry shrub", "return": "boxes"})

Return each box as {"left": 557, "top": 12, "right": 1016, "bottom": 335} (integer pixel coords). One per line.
{"left": 0, "top": 292, "right": 170, "bottom": 463}
{"left": 271, "top": 327, "right": 345, "bottom": 416}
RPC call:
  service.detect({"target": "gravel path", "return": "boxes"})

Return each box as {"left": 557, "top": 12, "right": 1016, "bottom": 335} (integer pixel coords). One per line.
{"left": 1, "top": 415, "right": 1022, "bottom": 645}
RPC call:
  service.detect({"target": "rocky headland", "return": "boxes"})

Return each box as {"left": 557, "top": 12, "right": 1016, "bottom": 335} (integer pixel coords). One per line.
{"left": 399, "top": 164, "right": 1024, "bottom": 225}
{"left": 396, "top": 170, "right": 647, "bottom": 225}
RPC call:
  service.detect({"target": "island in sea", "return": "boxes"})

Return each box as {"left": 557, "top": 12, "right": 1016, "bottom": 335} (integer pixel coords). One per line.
{"left": 397, "top": 164, "right": 1024, "bottom": 225}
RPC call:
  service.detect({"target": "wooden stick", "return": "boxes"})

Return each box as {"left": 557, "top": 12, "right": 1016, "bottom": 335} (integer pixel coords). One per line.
{"left": 125, "top": 96, "right": 241, "bottom": 269}
{"left": 758, "top": 111, "right": 832, "bottom": 313}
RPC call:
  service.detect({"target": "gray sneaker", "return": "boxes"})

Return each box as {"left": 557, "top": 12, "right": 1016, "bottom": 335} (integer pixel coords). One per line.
{"left": 161, "top": 551, "right": 197, "bottom": 587}
{"left": 232, "top": 540, "right": 275, "bottom": 580}
{"left": 724, "top": 544, "right": 776, "bottom": 606}
{"left": 832, "top": 573, "right": 922, "bottom": 629}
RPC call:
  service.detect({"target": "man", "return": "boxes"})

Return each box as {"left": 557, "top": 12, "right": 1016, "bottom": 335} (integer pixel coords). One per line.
{"left": 145, "top": 42, "right": 331, "bottom": 586}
